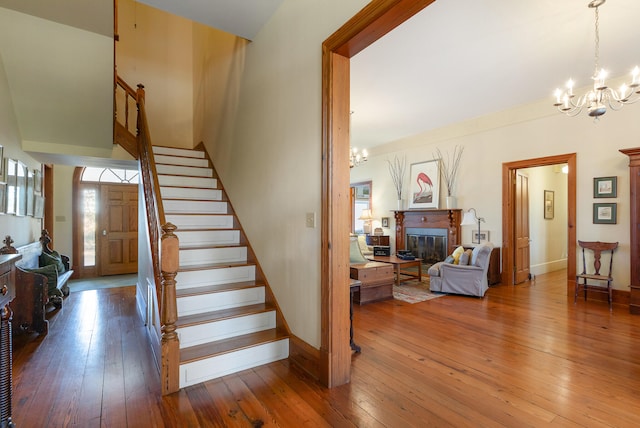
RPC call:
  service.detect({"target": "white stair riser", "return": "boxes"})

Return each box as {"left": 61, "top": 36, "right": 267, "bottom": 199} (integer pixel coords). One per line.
{"left": 156, "top": 164, "right": 212, "bottom": 178}
{"left": 158, "top": 175, "right": 217, "bottom": 189}
{"left": 161, "top": 187, "right": 222, "bottom": 201}
{"left": 153, "top": 146, "right": 205, "bottom": 158}
{"left": 155, "top": 154, "right": 209, "bottom": 168}
{"left": 177, "top": 265, "right": 256, "bottom": 289}
{"left": 164, "top": 200, "right": 227, "bottom": 214}
{"left": 177, "top": 286, "right": 264, "bottom": 315}
{"left": 176, "top": 230, "right": 240, "bottom": 247}
{"left": 179, "top": 339, "right": 289, "bottom": 388}
{"left": 180, "top": 247, "right": 247, "bottom": 267}
{"left": 177, "top": 311, "right": 276, "bottom": 349}
{"left": 166, "top": 214, "right": 234, "bottom": 230}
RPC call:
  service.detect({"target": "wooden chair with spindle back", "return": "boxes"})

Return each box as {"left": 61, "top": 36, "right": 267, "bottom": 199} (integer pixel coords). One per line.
{"left": 575, "top": 240, "right": 618, "bottom": 310}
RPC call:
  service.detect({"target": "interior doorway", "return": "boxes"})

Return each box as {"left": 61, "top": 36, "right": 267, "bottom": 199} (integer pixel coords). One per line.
{"left": 502, "top": 153, "right": 576, "bottom": 287}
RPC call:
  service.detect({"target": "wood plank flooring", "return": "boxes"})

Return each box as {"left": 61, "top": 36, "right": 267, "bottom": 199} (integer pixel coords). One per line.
{"left": 11, "top": 270, "right": 640, "bottom": 427}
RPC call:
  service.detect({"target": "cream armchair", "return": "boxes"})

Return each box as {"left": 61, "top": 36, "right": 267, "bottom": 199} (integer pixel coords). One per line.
{"left": 427, "top": 243, "right": 494, "bottom": 297}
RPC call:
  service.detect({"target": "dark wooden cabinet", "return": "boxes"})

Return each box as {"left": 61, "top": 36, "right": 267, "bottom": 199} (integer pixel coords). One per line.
{"left": 365, "top": 235, "right": 389, "bottom": 246}
{"left": 0, "top": 254, "right": 21, "bottom": 428}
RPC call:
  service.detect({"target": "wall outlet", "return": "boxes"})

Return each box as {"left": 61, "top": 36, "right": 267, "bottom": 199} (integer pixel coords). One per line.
{"left": 305, "top": 212, "right": 316, "bottom": 228}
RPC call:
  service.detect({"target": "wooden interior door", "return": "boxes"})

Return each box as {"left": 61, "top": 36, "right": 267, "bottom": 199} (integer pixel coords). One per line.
{"left": 514, "top": 171, "right": 530, "bottom": 284}
{"left": 98, "top": 184, "right": 138, "bottom": 275}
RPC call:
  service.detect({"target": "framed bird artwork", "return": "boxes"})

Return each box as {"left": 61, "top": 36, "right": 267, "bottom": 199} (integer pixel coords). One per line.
{"left": 409, "top": 159, "right": 440, "bottom": 209}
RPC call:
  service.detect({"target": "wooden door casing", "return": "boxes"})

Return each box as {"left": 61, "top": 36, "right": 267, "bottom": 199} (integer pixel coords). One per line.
{"left": 99, "top": 184, "right": 138, "bottom": 276}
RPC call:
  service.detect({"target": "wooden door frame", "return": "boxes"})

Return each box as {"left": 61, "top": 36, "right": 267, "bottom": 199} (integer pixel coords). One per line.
{"left": 321, "top": 0, "right": 436, "bottom": 387}
{"left": 501, "top": 153, "right": 577, "bottom": 287}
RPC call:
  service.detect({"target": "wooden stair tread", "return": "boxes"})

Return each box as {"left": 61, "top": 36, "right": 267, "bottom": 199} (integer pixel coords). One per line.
{"left": 163, "top": 198, "right": 222, "bottom": 202}
{"left": 176, "top": 280, "right": 265, "bottom": 297}
{"left": 179, "top": 243, "right": 244, "bottom": 251}
{"left": 180, "top": 327, "right": 289, "bottom": 364}
{"left": 175, "top": 303, "right": 274, "bottom": 328}
{"left": 160, "top": 185, "right": 218, "bottom": 190}
{"left": 178, "top": 260, "right": 254, "bottom": 271}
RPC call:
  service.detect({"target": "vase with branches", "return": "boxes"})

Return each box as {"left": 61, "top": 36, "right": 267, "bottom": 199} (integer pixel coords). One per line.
{"left": 435, "top": 146, "right": 464, "bottom": 202}
{"left": 387, "top": 155, "right": 407, "bottom": 210}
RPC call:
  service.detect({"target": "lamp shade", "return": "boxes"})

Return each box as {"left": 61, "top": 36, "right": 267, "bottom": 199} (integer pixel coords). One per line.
{"left": 460, "top": 211, "right": 477, "bottom": 226}
{"left": 359, "top": 209, "right": 373, "bottom": 220}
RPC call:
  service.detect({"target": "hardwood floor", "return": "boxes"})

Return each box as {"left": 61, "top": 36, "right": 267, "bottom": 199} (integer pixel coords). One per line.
{"left": 11, "top": 271, "right": 640, "bottom": 427}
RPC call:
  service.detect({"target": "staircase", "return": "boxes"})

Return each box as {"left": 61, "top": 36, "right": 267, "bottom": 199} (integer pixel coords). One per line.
{"left": 153, "top": 145, "right": 290, "bottom": 389}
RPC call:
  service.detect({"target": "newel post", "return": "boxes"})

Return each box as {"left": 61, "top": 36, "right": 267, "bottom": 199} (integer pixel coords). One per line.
{"left": 136, "top": 83, "right": 145, "bottom": 103}
{"left": 160, "top": 222, "right": 179, "bottom": 395}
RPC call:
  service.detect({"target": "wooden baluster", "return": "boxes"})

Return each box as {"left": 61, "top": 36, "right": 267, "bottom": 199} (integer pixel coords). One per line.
{"left": 160, "top": 222, "right": 179, "bottom": 395}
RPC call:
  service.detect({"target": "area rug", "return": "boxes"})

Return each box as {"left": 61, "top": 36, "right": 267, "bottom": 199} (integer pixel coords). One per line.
{"left": 393, "top": 280, "right": 445, "bottom": 304}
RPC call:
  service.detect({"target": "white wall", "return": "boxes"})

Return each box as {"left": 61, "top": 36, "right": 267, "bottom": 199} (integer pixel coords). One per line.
{"left": 0, "top": 55, "right": 44, "bottom": 246}
{"left": 350, "top": 97, "right": 635, "bottom": 291}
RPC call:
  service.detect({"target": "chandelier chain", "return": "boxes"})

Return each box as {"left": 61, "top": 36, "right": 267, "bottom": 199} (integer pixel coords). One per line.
{"left": 593, "top": 5, "right": 600, "bottom": 77}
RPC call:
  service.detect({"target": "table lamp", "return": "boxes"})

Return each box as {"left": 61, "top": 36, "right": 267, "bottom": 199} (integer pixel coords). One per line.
{"left": 461, "top": 208, "right": 485, "bottom": 244}
{"left": 359, "top": 209, "right": 373, "bottom": 235}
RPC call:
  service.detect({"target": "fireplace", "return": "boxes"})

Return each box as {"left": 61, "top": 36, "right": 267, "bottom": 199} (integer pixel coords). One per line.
{"left": 394, "top": 209, "right": 462, "bottom": 259}
{"left": 406, "top": 228, "right": 448, "bottom": 264}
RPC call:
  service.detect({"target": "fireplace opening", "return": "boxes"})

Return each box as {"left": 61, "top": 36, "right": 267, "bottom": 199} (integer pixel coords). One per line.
{"left": 405, "top": 227, "right": 448, "bottom": 265}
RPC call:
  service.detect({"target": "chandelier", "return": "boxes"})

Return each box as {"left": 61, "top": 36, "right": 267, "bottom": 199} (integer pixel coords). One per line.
{"left": 350, "top": 147, "right": 368, "bottom": 168}
{"left": 554, "top": 0, "right": 640, "bottom": 118}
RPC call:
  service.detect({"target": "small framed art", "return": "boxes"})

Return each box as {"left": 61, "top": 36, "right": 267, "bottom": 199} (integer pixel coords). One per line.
{"left": 593, "top": 203, "right": 617, "bottom": 224}
{"left": 594, "top": 176, "right": 617, "bottom": 198}
{"left": 544, "top": 190, "right": 554, "bottom": 220}
{"left": 472, "top": 230, "right": 490, "bottom": 244}
{"left": 381, "top": 217, "right": 389, "bottom": 228}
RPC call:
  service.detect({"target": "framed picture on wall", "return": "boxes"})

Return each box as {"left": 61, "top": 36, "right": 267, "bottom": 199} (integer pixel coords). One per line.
{"left": 409, "top": 159, "right": 440, "bottom": 209}
{"left": 593, "top": 202, "right": 617, "bottom": 224}
{"left": 15, "top": 161, "right": 27, "bottom": 216}
{"left": 472, "top": 230, "right": 490, "bottom": 244}
{"left": 26, "top": 169, "right": 34, "bottom": 216}
{"left": 594, "top": 176, "right": 617, "bottom": 198}
{"left": 34, "top": 195, "right": 44, "bottom": 219}
{"left": 544, "top": 190, "right": 554, "bottom": 219}
{"left": 34, "top": 168, "right": 42, "bottom": 193}
{"left": 0, "top": 183, "right": 6, "bottom": 214}
{"left": 5, "top": 158, "right": 16, "bottom": 215}
{"left": 381, "top": 217, "right": 389, "bottom": 228}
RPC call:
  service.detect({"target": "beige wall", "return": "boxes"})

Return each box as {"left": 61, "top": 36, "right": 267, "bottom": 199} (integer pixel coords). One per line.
{"left": 520, "top": 165, "right": 568, "bottom": 275}
{"left": 205, "top": 0, "right": 370, "bottom": 348}
{"left": 0, "top": 55, "right": 45, "bottom": 246}
{"left": 118, "top": 0, "right": 194, "bottom": 149}
{"left": 351, "top": 94, "right": 636, "bottom": 291}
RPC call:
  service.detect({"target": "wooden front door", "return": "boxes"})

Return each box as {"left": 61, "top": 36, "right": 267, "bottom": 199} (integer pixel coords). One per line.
{"left": 98, "top": 184, "right": 138, "bottom": 275}
{"left": 514, "top": 171, "right": 530, "bottom": 284}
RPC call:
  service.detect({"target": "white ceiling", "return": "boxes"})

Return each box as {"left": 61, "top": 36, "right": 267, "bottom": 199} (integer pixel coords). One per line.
{"left": 350, "top": 0, "right": 640, "bottom": 150}
{"left": 2, "top": 0, "right": 639, "bottom": 165}
{"left": 138, "top": 0, "right": 285, "bottom": 40}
